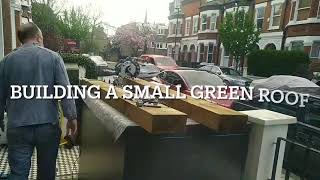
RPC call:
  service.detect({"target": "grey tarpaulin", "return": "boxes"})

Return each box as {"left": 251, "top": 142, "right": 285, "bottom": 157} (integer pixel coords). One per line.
{"left": 83, "top": 97, "right": 137, "bottom": 141}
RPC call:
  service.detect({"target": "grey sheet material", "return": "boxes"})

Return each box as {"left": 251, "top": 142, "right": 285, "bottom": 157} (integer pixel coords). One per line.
{"left": 83, "top": 97, "right": 137, "bottom": 141}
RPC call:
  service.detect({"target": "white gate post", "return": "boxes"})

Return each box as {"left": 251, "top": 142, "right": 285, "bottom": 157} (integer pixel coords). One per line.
{"left": 241, "top": 110, "right": 297, "bottom": 180}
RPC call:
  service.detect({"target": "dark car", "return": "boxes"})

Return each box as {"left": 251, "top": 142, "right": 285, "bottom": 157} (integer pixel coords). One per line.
{"left": 199, "top": 65, "right": 252, "bottom": 87}
{"left": 231, "top": 76, "right": 320, "bottom": 127}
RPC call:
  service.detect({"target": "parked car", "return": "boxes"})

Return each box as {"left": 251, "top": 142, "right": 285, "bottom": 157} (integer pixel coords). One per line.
{"left": 197, "top": 62, "right": 215, "bottom": 68}
{"left": 152, "top": 69, "right": 238, "bottom": 108}
{"left": 138, "top": 63, "right": 161, "bottom": 80}
{"left": 232, "top": 75, "right": 320, "bottom": 127}
{"left": 140, "top": 55, "right": 178, "bottom": 70}
{"left": 199, "top": 65, "right": 252, "bottom": 87}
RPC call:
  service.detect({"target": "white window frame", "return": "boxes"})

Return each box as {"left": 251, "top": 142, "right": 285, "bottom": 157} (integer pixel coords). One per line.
{"left": 207, "top": 43, "right": 214, "bottom": 63}
{"left": 255, "top": 7, "right": 265, "bottom": 29}
{"left": 193, "top": 16, "right": 199, "bottom": 34}
{"left": 269, "top": 3, "right": 283, "bottom": 29}
{"left": 158, "top": 28, "right": 165, "bottom": 35}
{"left": 310, "top": 41, "right": 320, "bottom": 58}
{"left": 201, "top": 14, "right": 207, "bottom": 31}
{"left": 317, "top": 0, "right": 320, "bottom": 19}
{"left": 290, "top": 41, "right": 304, "bottom": 51}
{"left": 177, "top": 21, "right": 182, "bottom": 35}
{"left": 296, "top": 0, "right": 312, "bottom": 21}
{"left": 210, "top": 13, "right": 217, "bottom": 30}
{"left": 185, "top": 18, "right": 191, "bottom": 36}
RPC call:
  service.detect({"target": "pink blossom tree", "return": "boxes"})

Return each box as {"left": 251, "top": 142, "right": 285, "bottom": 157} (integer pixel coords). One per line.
{"left": 113, "top": 22, "right": 156, "bottom": 57}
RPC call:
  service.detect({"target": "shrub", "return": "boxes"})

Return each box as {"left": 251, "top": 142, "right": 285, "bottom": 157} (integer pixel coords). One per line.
{"left": 60, "top": 53, "right": 97, "bottom": 79}
{"left": 247, "top": 50, "right": 310, "bottom": 78}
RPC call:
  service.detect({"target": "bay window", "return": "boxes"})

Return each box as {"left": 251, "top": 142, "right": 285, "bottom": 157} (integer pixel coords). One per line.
{"left": 297, "top": 0, "right": 311, "bottom": 21}
{"left": 291, "top": 41, "right": 304, "bottom": 51}
{"left": 207, "top": 43, "right": 214, "bottom": 63}
{"left": 193, "top": 17, "right": 199, "bottom": 34}
{"left": 256, "top": 7, "right": 265, "bottom": 29}
{"left": 210, "top": 13, "right": 217, "bottom": 30}
{"left": 310, "top": 42, "right": 320, "bottom": 58}
{"left": 199, "top": 44, "right": 205, "bottom": 62}
{"left": 201, "top": 14, "right": 207, "bottom": 31}
{"left": 271, "top": 4, "right": 282, "bottom": 28}
{"left": 185, "top": 19, "right": 191, "bottom": 36}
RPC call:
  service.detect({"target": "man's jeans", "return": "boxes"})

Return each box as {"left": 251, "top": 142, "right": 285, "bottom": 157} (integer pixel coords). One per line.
{"left": 7, "top": 123, "right": 61, "bottom": 180}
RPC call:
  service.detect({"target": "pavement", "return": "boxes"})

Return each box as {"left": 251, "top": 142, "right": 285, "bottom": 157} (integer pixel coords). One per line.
{"left": 0, "top": 145, "right": 79, "bottom": 179}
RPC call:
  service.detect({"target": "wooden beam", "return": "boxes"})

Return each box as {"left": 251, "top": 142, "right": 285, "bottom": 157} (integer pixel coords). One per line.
{"left": 124, "top": 78, "right": 248, "bottom": 133}
{"left": 81, "top": 79, "right": 187, "bottom": 134}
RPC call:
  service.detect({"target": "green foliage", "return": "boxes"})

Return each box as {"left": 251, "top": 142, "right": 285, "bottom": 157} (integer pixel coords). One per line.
{"left": 58, "top": 7, "right": 91, "bottom": 41}
{"left": 247, "top": 50, "right": 311, "bottom": 78}
{"left": 60, "top": 53, "right": 97, "bottom": 79}
{"left": 31, "top": 2, "right": 60, "bottom": 35}
{"left": 219, "top": 8, "right": 261, "bottom": 69}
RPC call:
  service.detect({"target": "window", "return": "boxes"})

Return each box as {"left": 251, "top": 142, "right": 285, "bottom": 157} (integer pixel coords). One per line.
{"left": 158, "top": 28, "right": 165, "bottom": 35}
{"left": 177, "top": 21, "right": 181, "bottom": 35}
{"left": 193, "top": 17, "right": 199, "bottom": 34}
{"left": 185, "top": 19, "right": 191, "bottom": 36}
{"left": 201, "top": 14, "right": 207, "bottom": 31}
{"left": 310, "top": 41, "right": 320, "bottom": 58}
{"left": 199, "top": 44, "right": 205, "bottom": 62}
{"left": 169, "top": 22, "right": 174, "bottom": 35}
{"left": 291, "top": 41, "right": 304, "bottom": 51}
{"left": 256, "top": 7, "right": 265, "bottom": 29}
{"left": 297, "top": 0, "right": 311, "bottom": 21}
{"left": 271, "top": 4, "right": 282, "bottom": 27}
{"left": 210, "top": 13, "right": 217, "bottom": 30}
{"left": 207, "top": 43, "right": 214, "bottom": 63}
{"left": 318, "top": 1, "right": 320, "bottom": 18}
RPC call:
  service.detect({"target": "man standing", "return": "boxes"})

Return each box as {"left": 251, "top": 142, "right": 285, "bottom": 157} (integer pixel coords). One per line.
{"left": 0, "top": 22, "right": 77, "bottom": 179}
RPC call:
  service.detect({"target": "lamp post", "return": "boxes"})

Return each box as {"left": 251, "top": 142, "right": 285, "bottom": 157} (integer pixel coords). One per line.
{"left": 171, "top": 7, "right": 181, "bottom": 60}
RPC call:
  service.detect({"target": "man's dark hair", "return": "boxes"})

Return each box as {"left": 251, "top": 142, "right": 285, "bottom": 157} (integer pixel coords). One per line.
{"left": 17, "top": 22, "right": 41, "bottom": 43}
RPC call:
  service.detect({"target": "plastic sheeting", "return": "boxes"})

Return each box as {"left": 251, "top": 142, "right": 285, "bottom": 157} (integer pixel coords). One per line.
{"left": 83, "top": 97, "right": 137, "bottom": 141}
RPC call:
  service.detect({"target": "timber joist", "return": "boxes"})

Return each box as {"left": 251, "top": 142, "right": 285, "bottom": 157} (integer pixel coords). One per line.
{"left": 81, "top": 79, "right": 187, "bottom": 134}
{"left": 81, "top": 78, "right": 248, "bottom": 134}
{"left": 124, "top": 78, "right": 248, "bottom": 133}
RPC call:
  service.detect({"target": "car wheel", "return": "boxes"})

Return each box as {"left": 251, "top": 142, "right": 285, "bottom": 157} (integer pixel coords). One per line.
{"left": 223, "top": 80, "right": 230, "bottom": 86}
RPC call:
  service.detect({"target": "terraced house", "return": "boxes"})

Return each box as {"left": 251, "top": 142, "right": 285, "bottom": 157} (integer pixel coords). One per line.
{"left": 0, "top": 0, "right": 32, "bottom": 59}
{"left": 167, "top": 0, "right": 320, "bottom": 72}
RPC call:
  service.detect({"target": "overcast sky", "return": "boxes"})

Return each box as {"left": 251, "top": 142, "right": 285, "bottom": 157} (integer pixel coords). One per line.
{"left": 67, "top": 0, "right": 171, "bottom": 27}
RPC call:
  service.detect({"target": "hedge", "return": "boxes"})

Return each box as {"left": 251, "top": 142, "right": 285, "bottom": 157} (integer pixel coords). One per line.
{"left": 247, "top": 50, "right": 310, "bottom": 78}
{"left": 60, "top": 53, "right": 97, "bottom": 79}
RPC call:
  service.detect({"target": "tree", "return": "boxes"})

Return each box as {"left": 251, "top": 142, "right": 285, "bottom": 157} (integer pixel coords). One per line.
{"left": 58, "top": 7, "right": 91, "bottom": 41}
{"left": 219, "top": 8, "right": 260, "bottom": 71}
{"left": 31, "top": 0, "right": 64, "bottom": 51}
{"left": 113, "top": 22, "right": 156, "bottom": 57}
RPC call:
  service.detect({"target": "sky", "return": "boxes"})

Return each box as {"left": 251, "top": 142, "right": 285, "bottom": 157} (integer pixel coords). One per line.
{"left": 67, "top": 0, "right": 171, "bottom": 27}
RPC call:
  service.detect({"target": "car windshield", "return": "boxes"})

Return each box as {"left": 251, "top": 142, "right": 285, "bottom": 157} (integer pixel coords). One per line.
{"left": 178, "top": 71, "right": 224, "bottom": 87}
{"left": 154, "top": 56, "right": 177, "bottom": 66}
{"left": 220, "top": 67, "right": 240, "bottom": 76}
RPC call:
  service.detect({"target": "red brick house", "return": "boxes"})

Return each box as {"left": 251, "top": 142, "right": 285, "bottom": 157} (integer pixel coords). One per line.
{"left": 0, "top": 0, "right": 32, "bottom": 59}
{"left": 167, "top": 0, "right": 320, "bottom": 72}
